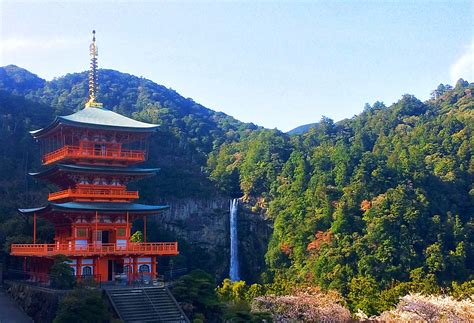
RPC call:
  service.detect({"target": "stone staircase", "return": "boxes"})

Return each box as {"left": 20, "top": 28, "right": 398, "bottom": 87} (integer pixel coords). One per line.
{"left": 106, "top": 287, "right": 189, "bottom": 323}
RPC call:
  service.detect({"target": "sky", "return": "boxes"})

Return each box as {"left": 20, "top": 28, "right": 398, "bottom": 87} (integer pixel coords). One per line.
{"left": 0, "top": 1, "right": 473, "bottom": 132}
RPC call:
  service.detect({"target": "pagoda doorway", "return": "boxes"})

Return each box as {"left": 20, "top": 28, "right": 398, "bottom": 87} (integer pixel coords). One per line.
{"left": 101, "top": 230, "right": 110, "bottom": 244}
{"left": 107, "top": 258, "right": 125, "bottom": 282}
{"left": 107, "top": 260, "right": 113, "bottom": 281}
{"left": 95, "top": 230, "right": 111, "bottom": 245}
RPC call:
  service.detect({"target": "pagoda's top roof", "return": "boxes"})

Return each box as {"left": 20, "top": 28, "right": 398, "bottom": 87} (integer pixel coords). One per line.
{"left": 19, "top": 202, "right": 169, "bottom": 216}
{"left": 31, "top": 107, "right": 159, "bottom": 138}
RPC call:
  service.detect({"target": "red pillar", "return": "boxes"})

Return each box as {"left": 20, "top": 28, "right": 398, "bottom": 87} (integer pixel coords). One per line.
{"left": 144, "top": 216, "right": 147, "bottom": 243}
{"left": 133, "top": 257, "right": 138, "bottom": 282}
{"left": 95, "top": 211, "right": 99, "bottom": 248}
{"left": 126, "top": 212, "right": 129, "bottom": 241}
{"left": 33, "top": 212, "right": 37, "bottom": 244}
{"left": 151, "top": 256, "right": 157, "bottom": 279}
{"left": 77, "top": 258, "right": 82, "bottom": 279}
{"left": 93, "top": 257, "right": 97, "bottom": 281}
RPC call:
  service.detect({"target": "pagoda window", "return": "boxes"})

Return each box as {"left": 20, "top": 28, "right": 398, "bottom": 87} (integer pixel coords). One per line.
{"left": 75, "top": 240, "right": 88, "bottom": 250}
{"left": 76, "top": 228, "right": 87, "bottom": 238}
{"left": 117, "top": 239, "right": 127, "bottom": 249}
{"left": 139, "top": 265, "right": 150, "bottom": 273}
{"left": 94, "top": 144, "right": 106, "bottom": 156}
{"left": 124, "top": 265, "right": 131, "bottom": 274}
{"left": 82, "top": 266, "right": 93, "bottom": 276}
{"left": 117, "top": 228, "right": 126, "bottom": 237}
{"left": 95, "top": 230, "right": 103, "bottom": 244}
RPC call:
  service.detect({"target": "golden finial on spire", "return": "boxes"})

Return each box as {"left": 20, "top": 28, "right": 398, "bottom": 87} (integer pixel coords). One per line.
{"left": 85, "top": 30, "right": 103, "bottom": 108}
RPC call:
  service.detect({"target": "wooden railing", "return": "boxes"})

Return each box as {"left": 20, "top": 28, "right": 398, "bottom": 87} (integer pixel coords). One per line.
{"left": 48, "top": 187, "right": 139, "bottom": 201}
{"left": 11, "top": 242, "right": 178, "bottom": 257}
{"left": 43, "top": 145, "right": 145, "bottom": 165}
{"left": 7, "top": 269, "right": 102, "bottom": 289}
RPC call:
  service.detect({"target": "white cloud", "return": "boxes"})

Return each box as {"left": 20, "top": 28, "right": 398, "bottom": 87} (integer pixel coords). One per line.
{"left": 450, "top": 41, "right": 474, "bottom": 83}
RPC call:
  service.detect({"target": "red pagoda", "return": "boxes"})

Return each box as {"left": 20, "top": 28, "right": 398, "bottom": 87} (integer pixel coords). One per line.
{"left": 10, "top": 31, "right": 178, "bottom": 283}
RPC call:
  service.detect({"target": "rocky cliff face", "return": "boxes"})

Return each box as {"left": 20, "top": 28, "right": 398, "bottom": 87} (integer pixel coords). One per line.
{"left": 150, "top": 197, "right": 272, "bottom": 283}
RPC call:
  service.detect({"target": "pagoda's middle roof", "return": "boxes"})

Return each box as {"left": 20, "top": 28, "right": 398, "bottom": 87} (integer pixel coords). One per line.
{"left": 31, "top": 107, "right": 159, "bottom": 138}
{"left": 19, "top": 202, "right": 169, "bottom": 216}
{"left": 29, "top": 164, "right": 160, "bottom": 179}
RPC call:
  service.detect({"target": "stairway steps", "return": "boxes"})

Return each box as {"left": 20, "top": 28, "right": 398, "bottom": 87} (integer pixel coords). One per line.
{"left": 119, "top": 306, "right": 179, "bottom": 312}
{"left": 122, "top": 313, "right": 159, "bottom": 318}
{"left": 107, "top": 287, "right": 189, "bottom": 323}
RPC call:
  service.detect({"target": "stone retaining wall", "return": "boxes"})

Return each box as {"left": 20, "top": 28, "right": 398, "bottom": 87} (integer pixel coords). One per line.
{"left": 4, "top": 281, "right": 66, "bottom": 323}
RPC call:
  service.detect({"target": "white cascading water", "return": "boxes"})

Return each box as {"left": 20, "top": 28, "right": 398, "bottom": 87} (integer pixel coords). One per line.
{"left": 229, "top": 198, "right": 240, "bottom": 281}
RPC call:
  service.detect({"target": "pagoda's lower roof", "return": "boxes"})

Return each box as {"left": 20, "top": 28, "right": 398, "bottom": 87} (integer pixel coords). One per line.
{"left": 19, "top": 202, "right": 169, "bottom": 216}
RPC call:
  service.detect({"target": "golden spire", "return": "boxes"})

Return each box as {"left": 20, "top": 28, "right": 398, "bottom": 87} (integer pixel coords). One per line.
{"left": 85, "top": 30, "right": 103, "bottom": 108}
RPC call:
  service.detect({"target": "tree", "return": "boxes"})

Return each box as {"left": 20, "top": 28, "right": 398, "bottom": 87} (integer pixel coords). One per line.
{"left": 171, "top": 270, "right": 223, "bottom": 321}
{"left": 50, "top": 255, "right": 75, "bottom": 290}
{"left": 54, "top": 288, "right": 110, "bottom": 323}
{"left": 430, "top": 83, "right": 453, "bottom": 99}
{"left": 130, "top": 230, "right": 143, "bottom": 243}
{"left": 347, "top": 275, "right": 381, "bottom": 315}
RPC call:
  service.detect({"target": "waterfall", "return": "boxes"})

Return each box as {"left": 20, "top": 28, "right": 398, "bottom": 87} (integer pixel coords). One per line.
{"left": 229, "top": 198, "right": 240, "bottom": 282}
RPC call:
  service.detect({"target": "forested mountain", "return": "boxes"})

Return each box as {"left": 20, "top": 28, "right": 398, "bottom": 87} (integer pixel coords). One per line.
{"left": 208, "top": 80, "right": 474, "bottom": 314}
{"left": 0, "top": 65, "right": 472, "bottom": 317}
{"left": 287, "top": 122, "right": 318, "bottom": 135}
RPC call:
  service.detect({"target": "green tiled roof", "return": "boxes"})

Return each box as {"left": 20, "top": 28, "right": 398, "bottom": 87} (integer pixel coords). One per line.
{"left": 29, "top": 164, "right": 160, "bottom": 178}
{"left": 31, "top": 107, "right": 159, "bottom": 137}
{"left": 19, "top": 202, "right": 169, "bottom": 216}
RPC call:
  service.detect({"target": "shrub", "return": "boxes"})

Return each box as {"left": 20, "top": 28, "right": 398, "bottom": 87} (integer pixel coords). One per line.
{"left": 251, "top": 287, "right": 351, "bottom": 322}
{"left": 374, "top": 293, "right": 474, "bottom": 322}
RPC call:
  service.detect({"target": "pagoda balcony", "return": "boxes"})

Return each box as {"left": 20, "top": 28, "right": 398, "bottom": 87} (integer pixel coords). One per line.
{"left": 11, "top": 242, "right": 178, "bottom": 257}
{"left": 43, "top": 145, "right": 145, "bottom": 165}
{"left": 48, "top": 187, "right": 139, "bottom": 202}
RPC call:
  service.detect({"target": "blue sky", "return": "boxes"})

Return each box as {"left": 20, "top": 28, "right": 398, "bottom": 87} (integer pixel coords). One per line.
{"left": 1, "top": 1, "right": 473, "bottom": 131}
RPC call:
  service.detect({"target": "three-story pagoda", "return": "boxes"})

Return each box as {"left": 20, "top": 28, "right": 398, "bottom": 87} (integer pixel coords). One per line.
{"left": 10, "top": 31, "right": 178, "bottom": 283}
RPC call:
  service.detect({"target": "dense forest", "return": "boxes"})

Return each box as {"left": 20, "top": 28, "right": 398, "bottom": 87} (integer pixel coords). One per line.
{"left": 0, "top": 65, "right": 472, "bottom": 319}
